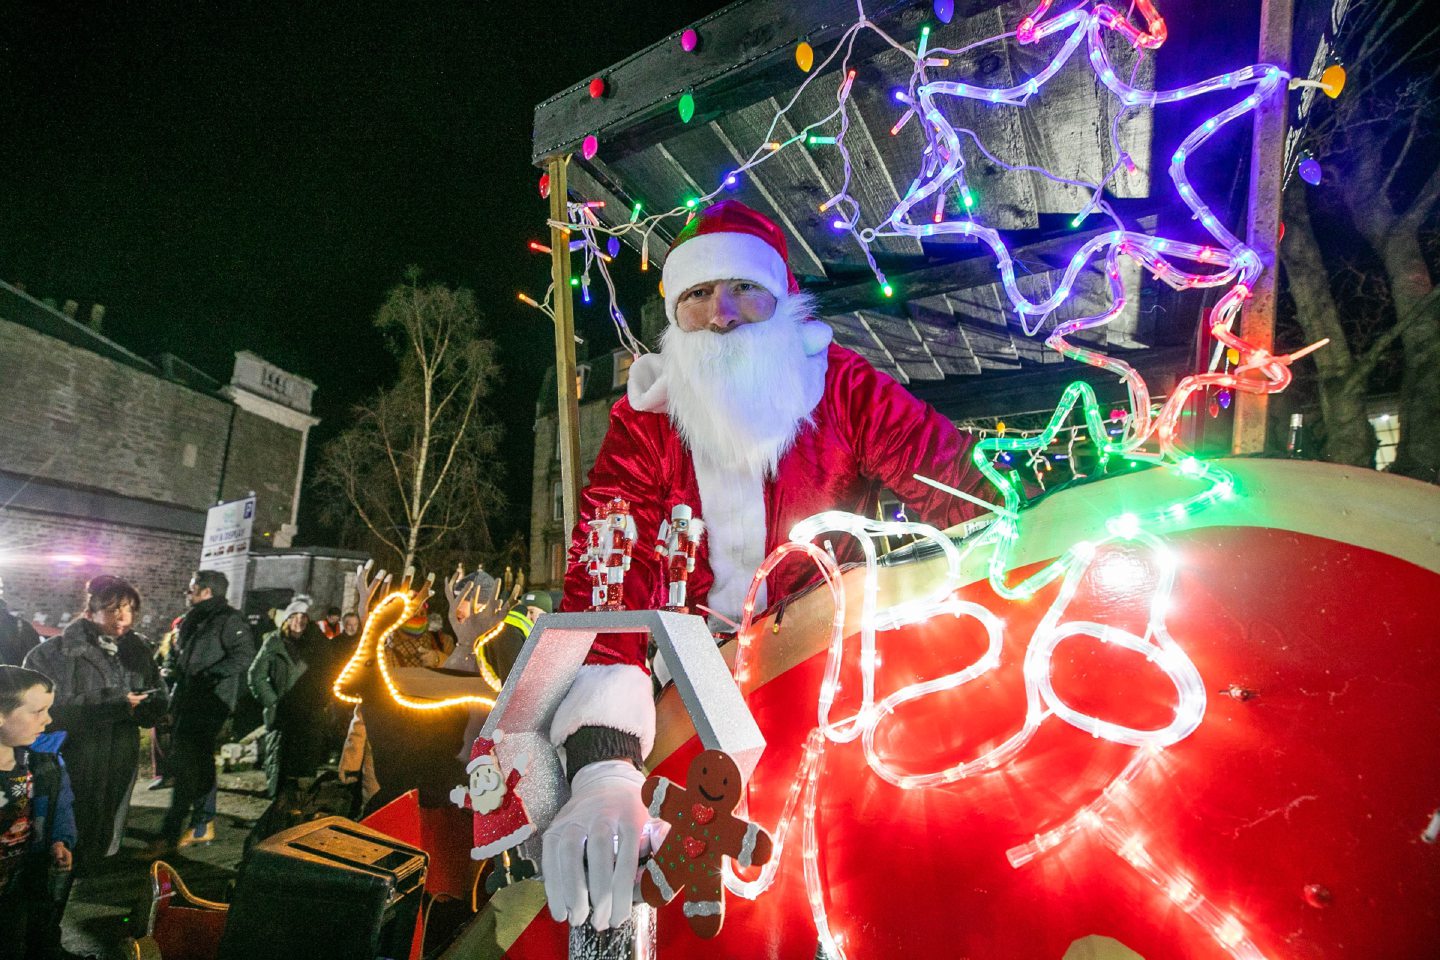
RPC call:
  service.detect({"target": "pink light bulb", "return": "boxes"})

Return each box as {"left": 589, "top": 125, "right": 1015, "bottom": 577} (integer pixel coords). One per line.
{"left": 680, "top": 28, "right": 699, "bottom": 52}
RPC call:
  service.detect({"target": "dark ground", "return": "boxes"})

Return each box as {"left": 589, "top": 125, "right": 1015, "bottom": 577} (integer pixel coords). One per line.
{"left": 62, "top": 746, "right": 270, "bottom": 958}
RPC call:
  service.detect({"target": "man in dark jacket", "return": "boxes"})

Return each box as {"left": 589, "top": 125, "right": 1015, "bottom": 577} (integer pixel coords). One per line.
{"left": 0, "top": 577, "right": 41, "bottom": 668}
{"left": 23, "top": 575, "right": 166, "bottom": 869}
{"left": 157, "top": 570, "right": 255, "bottom": 849}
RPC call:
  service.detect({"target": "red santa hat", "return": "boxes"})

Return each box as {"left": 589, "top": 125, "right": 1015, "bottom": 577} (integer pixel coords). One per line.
{"left": 466, "top": 731, "right": 502, "bottom": 774}
{"left": 661, "top": 200, "right": 801, "bottom": 323}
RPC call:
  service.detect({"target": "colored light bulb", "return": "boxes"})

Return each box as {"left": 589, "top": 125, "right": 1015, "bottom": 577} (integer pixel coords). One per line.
{"left": 795, "top": 41, "right": 814, "bottom": 73}
{"left": 934, "top": 0, "right": 954, "bottom": 24}
{"left": 581, "top": 134, "right": 598, "bottom": 160}
{"left": 1320, "top": 64, "right": 1345, "bottom": 98}
{"left": 606, "top": 236, "right": 621, "bottom": 258}
{"left": 679, "top": 91, "right": 696, "bottom": 123}
{"left": 588, "top": 76, "right": 606, "bottom": 99}
{"left": 538, "top": 173, "right": 550, "bottom": 199}
{"left": 680, "top": 28, "right": 700, "bottom": 52}
{"left": 1298, "top": 157, "right": 1322, "bottom": 185}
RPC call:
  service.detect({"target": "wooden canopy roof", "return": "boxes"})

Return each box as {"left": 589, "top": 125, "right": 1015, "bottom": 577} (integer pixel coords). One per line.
{"left": 531, "top": 0, "right": 1199, "bottom": 414}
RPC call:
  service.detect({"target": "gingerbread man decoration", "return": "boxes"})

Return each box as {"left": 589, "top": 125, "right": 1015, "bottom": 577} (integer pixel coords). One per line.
{"left": 655, "top": 503, "right": 705, "bottom": 613}
{"left": 640, "top": 749, "right": 772, "bottom": 938}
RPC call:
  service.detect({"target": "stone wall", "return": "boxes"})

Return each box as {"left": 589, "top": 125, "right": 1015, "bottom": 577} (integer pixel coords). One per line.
{"left": 0, "top": 319, "right": 230, "bottom": 511}
{"left": 219, "top": 408, "right": 303, "bottom": 544}
{"left": 0, "top": 508, "right": 200, "bottom": 635}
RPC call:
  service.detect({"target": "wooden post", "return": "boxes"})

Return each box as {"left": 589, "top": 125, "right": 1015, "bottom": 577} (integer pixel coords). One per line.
{"left": 1232, "top": 0, "right": 1294, "bottom": 454}
{"left": 548, "top": 155, "right": 584, "bottom": 539}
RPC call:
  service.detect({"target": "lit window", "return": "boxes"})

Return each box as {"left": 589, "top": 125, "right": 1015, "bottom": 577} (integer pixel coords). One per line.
{"left": 576, "top": 364, "right": 590, "bottom": 400}
{"left": 549, "top": 542, "right": 565, "bottom": 583}
{"left": 1369, "top": 411, "right": 1400, "bottom": 470}
{"left": 612, "top": 350, "right": 635, "bottom": 388}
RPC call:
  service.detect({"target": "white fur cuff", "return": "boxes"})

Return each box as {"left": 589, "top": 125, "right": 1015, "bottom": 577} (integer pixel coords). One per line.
{"left": 548, "top": 663, "right": 656, "bottom": 758}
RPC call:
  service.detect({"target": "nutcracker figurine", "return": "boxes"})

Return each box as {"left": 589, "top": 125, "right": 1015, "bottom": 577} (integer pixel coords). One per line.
{"left": 655, "top": 503, "right": 705, "bottom": 613}
{"left": 583, "top": 497, "right": 637, "bottom": 611}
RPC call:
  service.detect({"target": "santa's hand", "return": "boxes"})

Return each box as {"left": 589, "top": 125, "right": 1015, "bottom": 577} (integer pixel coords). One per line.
{"left": 449, "top": 785, "right": 467, "bottom": 808}
{"left": 541, "top": 760, "right": 646, "bottom": 932}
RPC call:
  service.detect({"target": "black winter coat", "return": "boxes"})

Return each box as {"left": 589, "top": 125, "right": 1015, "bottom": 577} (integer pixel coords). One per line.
{"left": 174, "top": 596, "right": 255, "bottom": 710}
{"left": 23, "top": 619, "right": 167, "bottom": 865}
{"left": 0, "top": 601, "right": 40, "bottom": 667}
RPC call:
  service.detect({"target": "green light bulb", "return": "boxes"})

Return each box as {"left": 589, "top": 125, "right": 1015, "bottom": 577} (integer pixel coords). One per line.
{"left": 881, "top": 282, "right": 894, "bottom": 298}
{"left": 679, "top": 92, "right": 696, "bottom": 124}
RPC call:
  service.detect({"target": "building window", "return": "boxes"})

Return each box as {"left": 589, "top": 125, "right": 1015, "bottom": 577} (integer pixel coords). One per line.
{"left": 576, "top": 364, "right": 590, "bottom": 401}
{"left": 552, "top": 480, "right": 564, "bottom": 521}
{"left": 612, "top": 350, "right": 635, "bottom": 388}
{"left": 1370, "top": 411, "right": 1400, "bottom": 470}
{"left": 549, "top": 541, "right": 566, "bottom": 583}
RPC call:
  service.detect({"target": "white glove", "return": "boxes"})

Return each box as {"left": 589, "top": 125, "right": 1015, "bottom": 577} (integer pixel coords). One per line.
{"left": 541, "top": 759, "right": 647, "bottom": 931}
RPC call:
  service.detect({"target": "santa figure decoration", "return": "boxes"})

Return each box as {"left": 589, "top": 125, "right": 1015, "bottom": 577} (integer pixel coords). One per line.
{"left": 450, "top": 731, "right": 534, "bottom": 861}
{"left": 582, "top": 497, "right": 637, "bottom": 611}
{"left": 655, "top": 503, "right": 705, "bottom": 613}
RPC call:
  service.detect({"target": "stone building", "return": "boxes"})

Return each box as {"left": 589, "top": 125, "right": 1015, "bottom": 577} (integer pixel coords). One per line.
{"left": 526, "top": 302, "right": 658, "bottom": 591}
{"left": 0, "top": 282, "right": 317, "bottom": 632}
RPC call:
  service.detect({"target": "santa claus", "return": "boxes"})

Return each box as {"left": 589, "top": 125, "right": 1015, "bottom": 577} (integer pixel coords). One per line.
{"left": 539, "top": 200, "right": 990, "bottom": 931}
{"left": 451, "top": 732, "right": 533, "bottom": 861}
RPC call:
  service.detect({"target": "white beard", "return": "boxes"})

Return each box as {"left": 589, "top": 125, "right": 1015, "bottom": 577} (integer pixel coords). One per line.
{"left": 470, "top": 781, "right": 506, "bottom": 815}
{"left": 660, "top": 291, "right": 824, "bottom": 479}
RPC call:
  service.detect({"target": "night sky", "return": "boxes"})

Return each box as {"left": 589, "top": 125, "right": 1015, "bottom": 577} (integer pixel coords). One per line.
{"left": 2, "top": 0, "right": 726, "bottom": 550}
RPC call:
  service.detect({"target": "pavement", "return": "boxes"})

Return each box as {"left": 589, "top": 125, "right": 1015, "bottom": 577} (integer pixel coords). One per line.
{"left": 62, "top": 751, "right": 272, "bottom": 959}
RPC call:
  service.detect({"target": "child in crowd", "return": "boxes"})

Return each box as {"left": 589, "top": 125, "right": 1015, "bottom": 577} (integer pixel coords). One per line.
{"left": 0, "top": 665, "right": 78, "bottom": 960}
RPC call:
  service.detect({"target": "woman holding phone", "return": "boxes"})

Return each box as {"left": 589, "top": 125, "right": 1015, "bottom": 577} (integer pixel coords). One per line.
{"left": 24, "top": 575, "right": 167, "bottom": 869}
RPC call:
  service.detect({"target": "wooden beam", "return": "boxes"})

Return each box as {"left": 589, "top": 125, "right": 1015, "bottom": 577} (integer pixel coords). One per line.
{"left": 531, "top": 0, "right": 920, "bottom": 164}
{"left": 811, "top": 224, "right": 1117, "bottom": 313}
{"left": 1233, "top": 0, "right": 1293, "bottom": 454}
{"left": 907, "top": 345, "right": 1192, "bottom": 422}
{"left": 547, "top": 157, "right": 583, "bottom": 539}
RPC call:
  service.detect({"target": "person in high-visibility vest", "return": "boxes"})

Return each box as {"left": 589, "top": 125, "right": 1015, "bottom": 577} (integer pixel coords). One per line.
{"left": 476, "top": 590, "right": 553, "bottom": 691}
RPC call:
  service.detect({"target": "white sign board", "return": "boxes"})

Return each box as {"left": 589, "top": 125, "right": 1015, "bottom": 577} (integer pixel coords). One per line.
{"left": 201, "top": 496, "right": 256, "bottom": 609}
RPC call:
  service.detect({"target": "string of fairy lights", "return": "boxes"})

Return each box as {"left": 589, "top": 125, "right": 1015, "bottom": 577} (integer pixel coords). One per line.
{"left": 513, "top": 1, "right": 1346, "bottom": 957}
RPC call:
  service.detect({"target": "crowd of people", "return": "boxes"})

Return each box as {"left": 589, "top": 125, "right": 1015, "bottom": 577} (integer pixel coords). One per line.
{"left": 0, "top": 562, "right": 545, "bottom": 958}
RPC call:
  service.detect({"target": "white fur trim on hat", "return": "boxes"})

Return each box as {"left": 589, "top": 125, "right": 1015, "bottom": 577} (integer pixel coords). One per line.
{"left": 662, "top": 231, "right": 790, "bottom": 323}
{"left": 548, "top": 663, "right": 656, "bottom": 758}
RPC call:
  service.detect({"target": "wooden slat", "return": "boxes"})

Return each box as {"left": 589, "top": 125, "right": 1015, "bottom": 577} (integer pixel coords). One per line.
{"left": 701, "top": 103, "right": 840, "bottom": 277}
{"left": 1005, "top": 29, "right": 1154, "bottom": 213}
{"left": 853, "top": 309, "right": 942, "bottom": 381}
{"left": 853, "top": 311, "right": 908, "bottom": 382}
{"left": 921, "top": 6, "right": 1043, "bottom": 232}
{"left": 822, "top": 311, "right": 894, "bottom": 368}
{"left": 768, "top": 89, "right": 921, "bottom": 261}
{"left": 941, "top": 290, "right": 1022, "bottom": 368}
{"left": 907, "top": 297, "right": 983, "bottom": 376}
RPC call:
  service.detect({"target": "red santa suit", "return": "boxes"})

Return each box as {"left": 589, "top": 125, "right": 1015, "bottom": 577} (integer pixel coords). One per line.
{"left": 546, "top": 202, "right": 991, "bottom": 757}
